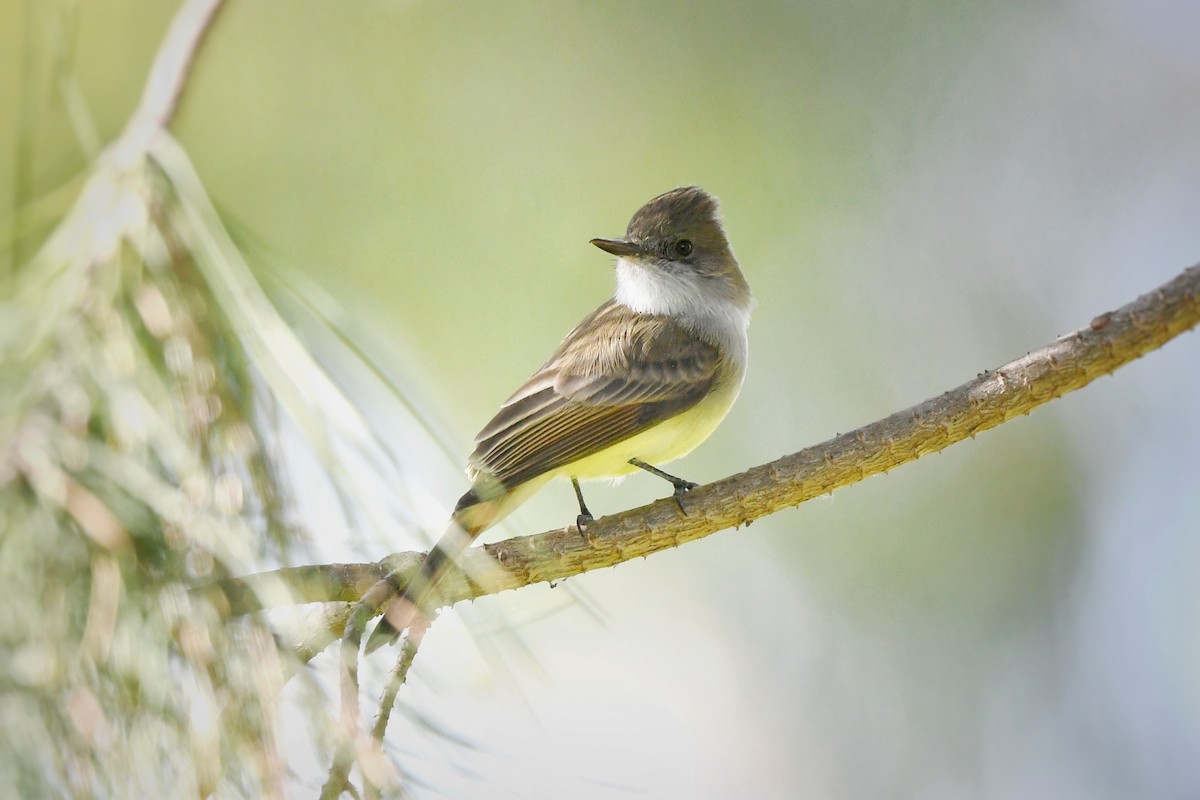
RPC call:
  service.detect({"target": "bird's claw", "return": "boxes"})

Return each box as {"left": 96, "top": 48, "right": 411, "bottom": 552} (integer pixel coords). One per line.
{"left": 672, "top": 481, "right": 699, "bottom": 515}
{"left": 575, "top": 512, "right": 594, "bottom": 541}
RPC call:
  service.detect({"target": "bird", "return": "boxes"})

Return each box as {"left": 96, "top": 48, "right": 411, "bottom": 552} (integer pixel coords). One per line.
{"left": 366, "top": 186, "right": 753, "bottom": 651}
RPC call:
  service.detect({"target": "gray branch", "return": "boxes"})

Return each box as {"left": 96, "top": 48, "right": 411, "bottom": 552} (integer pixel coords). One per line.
{"left": 213, "top": 263, "right": 1200, "bottom": 629}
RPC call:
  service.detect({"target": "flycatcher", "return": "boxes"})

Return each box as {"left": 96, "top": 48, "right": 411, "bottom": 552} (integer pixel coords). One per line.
{"left": 368, "top": 186, "right": 753, "bottom": 650}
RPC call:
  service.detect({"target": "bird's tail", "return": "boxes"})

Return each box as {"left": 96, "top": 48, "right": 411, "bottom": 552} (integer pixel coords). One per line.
{"left": 363, "top": 478, "right": 512, "bottom": 653}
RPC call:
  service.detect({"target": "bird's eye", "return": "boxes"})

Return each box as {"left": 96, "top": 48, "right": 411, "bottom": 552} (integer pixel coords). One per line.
{"left": 673, "top": 239, "right": 694, "bottom": 257}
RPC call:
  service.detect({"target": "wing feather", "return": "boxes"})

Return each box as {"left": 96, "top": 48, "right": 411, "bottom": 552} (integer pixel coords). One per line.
{"left": 467, "top": 301, "right": 720, "bottom": 487}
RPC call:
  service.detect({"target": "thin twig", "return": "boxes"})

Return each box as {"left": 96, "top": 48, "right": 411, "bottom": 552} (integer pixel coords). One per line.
{"left": 318, "top": 632, "right": 361, "bottom": 799}
{"left": 321, "top": 606, "right": 373, "bottom": 799}
{"left": 373, "top": 620, "right": 427, "bottom": 742}
{"left": 322, "top": 567, "right": 416, "bottom": 798}
{"left": 217, "top": 263, "right": 1200, "bottom": 638}
{"left": 363, "top": 621, "right": 427, "bottom": 800}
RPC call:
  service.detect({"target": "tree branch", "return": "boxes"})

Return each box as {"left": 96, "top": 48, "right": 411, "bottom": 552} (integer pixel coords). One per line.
{"left": 216, "top": 264, "right": 1200, "bottom": 625}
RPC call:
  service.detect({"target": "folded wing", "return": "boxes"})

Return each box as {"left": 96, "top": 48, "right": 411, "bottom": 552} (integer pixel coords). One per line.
{"left": 469, "top": 301, "right": 719, "bottom": 488}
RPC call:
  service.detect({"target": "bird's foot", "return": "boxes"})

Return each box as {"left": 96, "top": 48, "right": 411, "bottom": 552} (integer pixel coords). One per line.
{"left": 575, "top": 512, "right": 594, "bottom": 541}
{"left": 671, "top": 480, "right": 699, "bottom": 515}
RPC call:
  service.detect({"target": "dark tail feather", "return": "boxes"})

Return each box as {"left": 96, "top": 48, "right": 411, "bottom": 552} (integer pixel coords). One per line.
{"left": 362, "top": 546, "right": 452, "bottom": 653}
{"left": 363, "top": 483, "right": 502, "bottom": 653}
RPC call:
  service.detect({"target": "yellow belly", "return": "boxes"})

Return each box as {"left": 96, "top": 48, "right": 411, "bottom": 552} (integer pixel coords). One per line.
{"left": 459, "top": 368, "right": 744, "bottom": 534}
{"left": 560, "top": 372, "right": 742, "bottom": 481}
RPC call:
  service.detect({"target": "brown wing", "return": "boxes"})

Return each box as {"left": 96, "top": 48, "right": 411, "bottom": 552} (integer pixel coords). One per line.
{"left": 469, "top": 301, "right": 719, "bottom": 488}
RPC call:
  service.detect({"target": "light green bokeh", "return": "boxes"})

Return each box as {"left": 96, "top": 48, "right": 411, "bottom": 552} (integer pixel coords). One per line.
{"left": 7, "top": 1, "right": 1199, "bottom": 797}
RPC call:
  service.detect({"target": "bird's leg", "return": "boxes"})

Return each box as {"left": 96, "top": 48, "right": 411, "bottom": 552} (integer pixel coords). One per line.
{"left": 628, "top": 458, "right": 700, "bottom": 515}
{"left": 572, "top": 477, "right": 594, "bottom": 539}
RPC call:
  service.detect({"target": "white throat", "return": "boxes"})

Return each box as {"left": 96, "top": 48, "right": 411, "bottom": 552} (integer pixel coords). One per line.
{"left": 614, "top": 257, "right": 752, "bottom": 366}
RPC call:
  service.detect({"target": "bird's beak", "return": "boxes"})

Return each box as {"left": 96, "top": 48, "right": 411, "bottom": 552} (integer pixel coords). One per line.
{"left": 590, "top": 237, "right": 642, "bottom": 259}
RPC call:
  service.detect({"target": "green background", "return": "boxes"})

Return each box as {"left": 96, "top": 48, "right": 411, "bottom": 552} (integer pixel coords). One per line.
{"left": 4, "top": 1, "right": 1200, "bottom": 797}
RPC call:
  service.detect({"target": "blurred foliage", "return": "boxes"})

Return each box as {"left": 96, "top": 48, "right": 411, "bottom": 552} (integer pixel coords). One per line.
{"left": 0, "top": 133, "right": 313, "bottom": 794}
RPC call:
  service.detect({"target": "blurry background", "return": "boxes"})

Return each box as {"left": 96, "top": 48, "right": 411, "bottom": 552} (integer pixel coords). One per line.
{"left": 3, "top": 0, "right": 1200, "bottom": 797}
